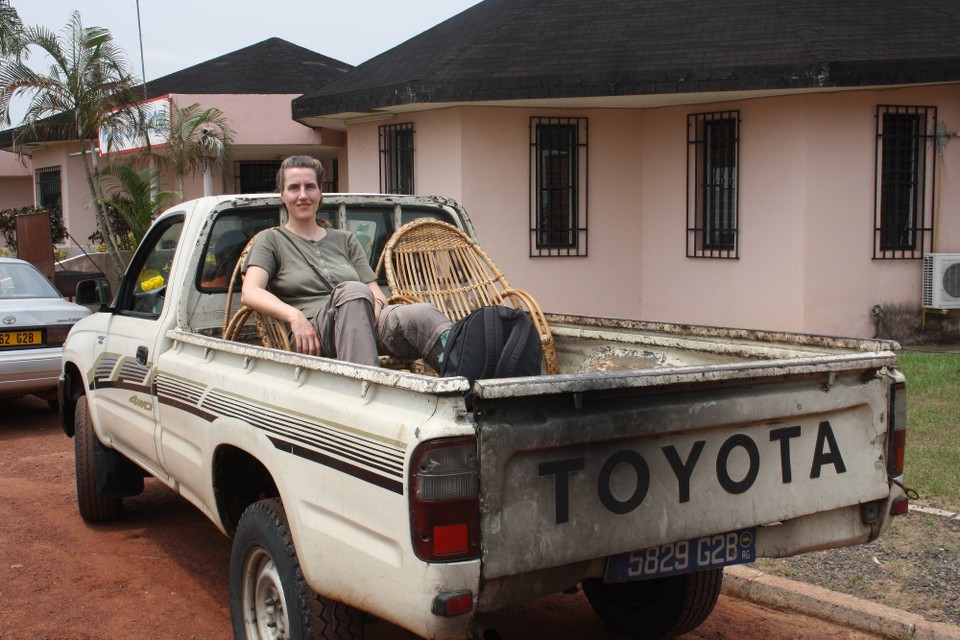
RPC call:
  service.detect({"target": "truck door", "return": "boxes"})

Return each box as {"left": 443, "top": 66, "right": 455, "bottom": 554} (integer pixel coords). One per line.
{"left": 88, "top": 215, "right": 185, "bottom": 477}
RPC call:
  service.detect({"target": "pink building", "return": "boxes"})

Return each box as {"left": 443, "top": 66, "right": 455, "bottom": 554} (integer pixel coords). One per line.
{"left": 0, "top": 151, "right": 31, "bottom": 211}
{"left": 0, "top": 38, "right": 351, "bottom": 252}
{"left": 291, "top": 0, "right": 960, "bottom": 339}
{"left": 4, "top": 2, "right": 959, "bottom": 339}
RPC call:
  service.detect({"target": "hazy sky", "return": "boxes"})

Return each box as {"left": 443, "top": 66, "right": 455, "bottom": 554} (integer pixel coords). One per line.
{"left": 8, "top": 0, "right": 482, "bottom": 121}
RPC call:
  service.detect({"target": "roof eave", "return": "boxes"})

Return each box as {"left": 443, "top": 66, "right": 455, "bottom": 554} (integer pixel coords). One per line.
{"left": 292, "top": 58, "right": 960, "bottom": 122}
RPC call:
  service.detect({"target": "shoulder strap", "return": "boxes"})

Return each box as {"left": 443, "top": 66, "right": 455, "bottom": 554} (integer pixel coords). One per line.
{"left": 275, "top": 227, "right": 334, "bottom": 294}
{"left": 495, "top": 312, "right": 538, "bottom": 378}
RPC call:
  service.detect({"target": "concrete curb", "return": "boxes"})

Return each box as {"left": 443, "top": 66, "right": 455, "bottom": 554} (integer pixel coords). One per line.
{"left": 723, "top": 565, "right": 960, "bottom": 640}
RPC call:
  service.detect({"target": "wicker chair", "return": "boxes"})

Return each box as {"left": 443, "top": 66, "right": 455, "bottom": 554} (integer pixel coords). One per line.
{"left": 222, "top": 229, "right": 291, "bottom": 350}
{"left": 378, "top": 219, "right": 559, "bottom": 375}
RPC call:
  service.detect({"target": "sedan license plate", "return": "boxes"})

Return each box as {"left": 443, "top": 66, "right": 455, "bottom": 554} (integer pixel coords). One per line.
{"left": 605, "top": 527, "right": 756, "bottom": 582}
{"left": 0, "top": 330, "right": 42, "bottom": 348}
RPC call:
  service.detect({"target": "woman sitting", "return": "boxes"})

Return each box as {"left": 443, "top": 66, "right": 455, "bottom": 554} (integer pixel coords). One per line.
{"left": 241, "top": 155, "right": 450, "bottom": 368}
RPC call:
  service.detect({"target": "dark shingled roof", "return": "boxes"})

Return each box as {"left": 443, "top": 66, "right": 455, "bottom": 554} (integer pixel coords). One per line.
{"left": 144, "top": 37, "right": 352, "bottom": 97}
{"left": 292, "top": 0, "right": 960, "bottom": 119}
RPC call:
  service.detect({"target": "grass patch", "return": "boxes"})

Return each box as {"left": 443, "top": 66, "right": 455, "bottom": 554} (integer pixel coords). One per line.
{"left": 897, "top": 350, "right": 960, "bottom": 510}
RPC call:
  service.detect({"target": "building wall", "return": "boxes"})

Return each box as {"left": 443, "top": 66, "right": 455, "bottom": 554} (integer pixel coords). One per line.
{"left": 28, "top": 144, "right": 100, "bottom": 248}
{"left": 344, "top": 84, "right": 960, "bottom": 337}
{"left": 176, "top": 94, "right": 323, "bottom": 146}
{"left": 345, "top": 120, "right": 383, "bottom": 192}
{"left": 12, "top": 94, "right": 348, "bottom": 255}
{"left": 146, "top": 94, "right": 338, "bottom": 199}
{"left": 0, "top": 176, "right": 33, "bottom": 211}
{"left": 0, "top": 152, "right": 32, "bottom": 212}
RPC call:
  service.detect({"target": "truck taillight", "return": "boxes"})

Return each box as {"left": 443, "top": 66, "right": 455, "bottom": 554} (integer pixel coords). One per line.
{"left": 410, "top": 437, "right": 479, "bottom": 562}
{"left": 887, "top": 381, "right": 906, "bottom": 477}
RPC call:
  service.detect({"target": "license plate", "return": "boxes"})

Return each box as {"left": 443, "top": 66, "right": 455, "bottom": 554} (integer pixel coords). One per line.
{"left": 0, "top": 330, "right": 42, "bottom": 348}
{"left": 604, "top": 527, "right": 756, "bottom": 582}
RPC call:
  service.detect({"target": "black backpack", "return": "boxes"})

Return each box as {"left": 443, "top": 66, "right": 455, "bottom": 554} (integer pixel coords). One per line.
{"left": 440, "top": 306, "right": 542, "bottom": 408}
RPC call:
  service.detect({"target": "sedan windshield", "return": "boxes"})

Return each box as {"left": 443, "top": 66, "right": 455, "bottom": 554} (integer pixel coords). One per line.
{"left": 0, "top": 262, "right": 62, "bottom": 299}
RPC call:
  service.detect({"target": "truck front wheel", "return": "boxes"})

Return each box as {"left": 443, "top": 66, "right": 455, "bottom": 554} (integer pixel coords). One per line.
{"left": 230, "top": 498, "right": 365, "bottom": 640}
{"left": 582, "top": 568, "right": 723, "bottom": 639}
{"left": 74, "top": 396, "right": 122, "bottom": 522}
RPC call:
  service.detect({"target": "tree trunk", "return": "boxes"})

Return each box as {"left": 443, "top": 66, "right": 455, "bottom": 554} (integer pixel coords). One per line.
{"left": 77, "top": 134, "right": 125, "bottom": 277}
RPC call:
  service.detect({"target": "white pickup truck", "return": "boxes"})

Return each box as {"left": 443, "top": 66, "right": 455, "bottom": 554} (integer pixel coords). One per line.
{"left": 60, "top": 193, "right": 909, "bottom": 640}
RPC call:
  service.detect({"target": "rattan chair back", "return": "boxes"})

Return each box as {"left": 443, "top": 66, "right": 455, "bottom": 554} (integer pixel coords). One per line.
{"left": 379, "top": 219, "right": 559, "bottom": 374}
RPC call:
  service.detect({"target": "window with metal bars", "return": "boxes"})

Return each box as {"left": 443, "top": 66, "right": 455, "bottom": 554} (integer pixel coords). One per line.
{"left": 874, "top": 105, "right": 936, "bottom": 259}
{"left": 379, "top": 123, "right": 414, "bottom": 194}
{"left": 35, "top": 166, "right": 62, "bottom": 216}
{"left": 236, "top": 160, "right": 281, "bottom": 194}
{"left": 235, "top": 159, "right": 338, "bottom": 194}
{"left": 529, "top": 117, "right": 588, "bottom": 257}
{"left": 687, "top": 111, "right": 739, "bottom": 258}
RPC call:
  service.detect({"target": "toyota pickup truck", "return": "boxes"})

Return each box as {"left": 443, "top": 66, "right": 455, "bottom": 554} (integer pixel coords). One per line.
{"left": 59, "top": 193, "right": 909, "bottom": 640}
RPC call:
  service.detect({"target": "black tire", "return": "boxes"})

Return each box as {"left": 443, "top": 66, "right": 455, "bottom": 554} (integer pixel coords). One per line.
{"left": 230, "top": 498, "right": 365, "bottom": 640}
{"left": 74, "top": 396, "right": 122, "bottom": 523}
{"left": 582, "top": 568, "right": 723, "bottom": 639}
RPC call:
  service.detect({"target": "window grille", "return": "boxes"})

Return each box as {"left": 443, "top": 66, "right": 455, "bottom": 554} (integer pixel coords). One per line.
{"left": 687, "top": 111, "right": 739, "bottom": 259}
{"left": 35, "top": 166, "right": 62, "bottom": 216}
{"left": 236, "top": 160, "right": 281, "bottom": 194}
{"left": 529, "top": 117, "right": 588, "bottom": 257}
{"left": 874, "top": 105, "right": 937, "bottom": 259}
{"left": 236, "top": 159, "right": 338, "bottom": 194}
{"left": 379, "top": 123, "right": 414, "bottom": 194}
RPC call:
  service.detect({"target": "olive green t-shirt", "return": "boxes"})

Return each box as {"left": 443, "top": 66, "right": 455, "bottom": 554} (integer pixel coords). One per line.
{"left": 243, "top": 227, "right": 377, "bottom": 320}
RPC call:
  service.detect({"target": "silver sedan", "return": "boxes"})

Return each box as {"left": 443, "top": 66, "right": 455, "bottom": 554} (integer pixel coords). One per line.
{"left": 0, "top": 257, "right": 91, "bottom": 409}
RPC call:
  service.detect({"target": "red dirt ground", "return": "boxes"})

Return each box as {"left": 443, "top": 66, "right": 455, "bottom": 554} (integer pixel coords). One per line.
{"left": 0, "top": 395, "right": 880, "bottom": 640}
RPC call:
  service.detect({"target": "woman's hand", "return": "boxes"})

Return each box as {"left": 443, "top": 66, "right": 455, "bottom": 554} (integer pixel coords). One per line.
{"left": 288, "top": 309, "right": 321, "bottom": 355}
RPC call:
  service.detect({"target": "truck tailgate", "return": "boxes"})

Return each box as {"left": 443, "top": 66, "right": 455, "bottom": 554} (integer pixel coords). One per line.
{"left": 474, "top": 363, "right": 892, "bottom": 579}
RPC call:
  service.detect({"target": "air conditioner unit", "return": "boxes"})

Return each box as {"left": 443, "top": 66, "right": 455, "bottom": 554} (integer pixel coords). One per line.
{"left": 922, "top": 253, "right": 960, "bottom": 309}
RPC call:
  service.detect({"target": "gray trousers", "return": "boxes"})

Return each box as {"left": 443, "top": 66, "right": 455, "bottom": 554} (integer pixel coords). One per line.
{"left": 312, "top": 281, "right": 451, "bottom": 368}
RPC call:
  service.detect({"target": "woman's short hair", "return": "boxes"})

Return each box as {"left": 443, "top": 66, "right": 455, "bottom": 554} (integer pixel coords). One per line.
{"left": 276, "top": 155, "right": 326, "bottom": 192}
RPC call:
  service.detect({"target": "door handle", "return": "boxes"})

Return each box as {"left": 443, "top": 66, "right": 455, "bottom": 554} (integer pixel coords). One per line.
{"left": 136, "top": 345, "right": 148, "bottom": 366}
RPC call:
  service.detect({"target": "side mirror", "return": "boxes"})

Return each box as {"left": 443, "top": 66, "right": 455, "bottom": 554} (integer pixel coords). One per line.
{"left": 75, "top": 278, "right": 112, "bottom": 310}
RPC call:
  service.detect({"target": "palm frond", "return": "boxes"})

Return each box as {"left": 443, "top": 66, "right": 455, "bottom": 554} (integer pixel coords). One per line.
{"left": 152, "top": 102, "right": 236, "bottom": 187}
{"left": 97, "top": 163, "right": 180, "bottom": 244}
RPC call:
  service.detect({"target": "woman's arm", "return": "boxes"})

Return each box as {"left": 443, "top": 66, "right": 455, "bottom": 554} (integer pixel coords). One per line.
{"left": 242, "top": 266, "right": 321, "bottom": 355}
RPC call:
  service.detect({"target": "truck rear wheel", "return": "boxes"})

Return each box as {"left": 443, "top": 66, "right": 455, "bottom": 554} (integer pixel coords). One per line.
{"left": 74, "top": 396, "right": 122, "bottom": 522}
{"left": 230, "top": 498, "right": 365, "bottom": 640}
{"left": 582, "top": 568, "right": 723, "bottom": 639}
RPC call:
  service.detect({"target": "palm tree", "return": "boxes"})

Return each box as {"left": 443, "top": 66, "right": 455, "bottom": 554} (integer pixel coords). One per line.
{"left": 0, "top": 11, "right": 144, "bottom": 275}
{"left": 155, "top": 103, "right": 235, "bottom": 197}
{"left": 97, "top": 164, "right": 179, "bottom": 246}
{"left": 0, "top": 0, "right": 24, "bottom": 63}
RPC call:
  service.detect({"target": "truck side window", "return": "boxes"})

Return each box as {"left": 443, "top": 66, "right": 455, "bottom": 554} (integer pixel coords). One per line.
{"left": 115, "top": 216, "right": 185, "bottom": 317}
{"left": 197, "top": 208, "right": 280, "bottom": 292}
{"left": 344, "top": 209, "right": 390, "bottom": 270}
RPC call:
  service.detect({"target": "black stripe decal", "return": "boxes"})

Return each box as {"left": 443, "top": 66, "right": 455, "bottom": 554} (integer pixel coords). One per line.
{"left": 198, "top": 393, "right": 403, "bottom": 477}
{"left": 158, "top": 396, "right": 217, "bottom": 421}
{"left": 95, "top": 380, "right": 152, "bottom": 394}
{"left": 153, "top": 375, "right": 405, "bottom": 494}
{"left": 268, "top": 437, "right": 404, "bottom": 494}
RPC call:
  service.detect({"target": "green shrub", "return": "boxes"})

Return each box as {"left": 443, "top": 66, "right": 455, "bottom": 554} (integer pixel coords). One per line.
{"left": 0, "top": 206, "right": 67, "bottom": 252}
